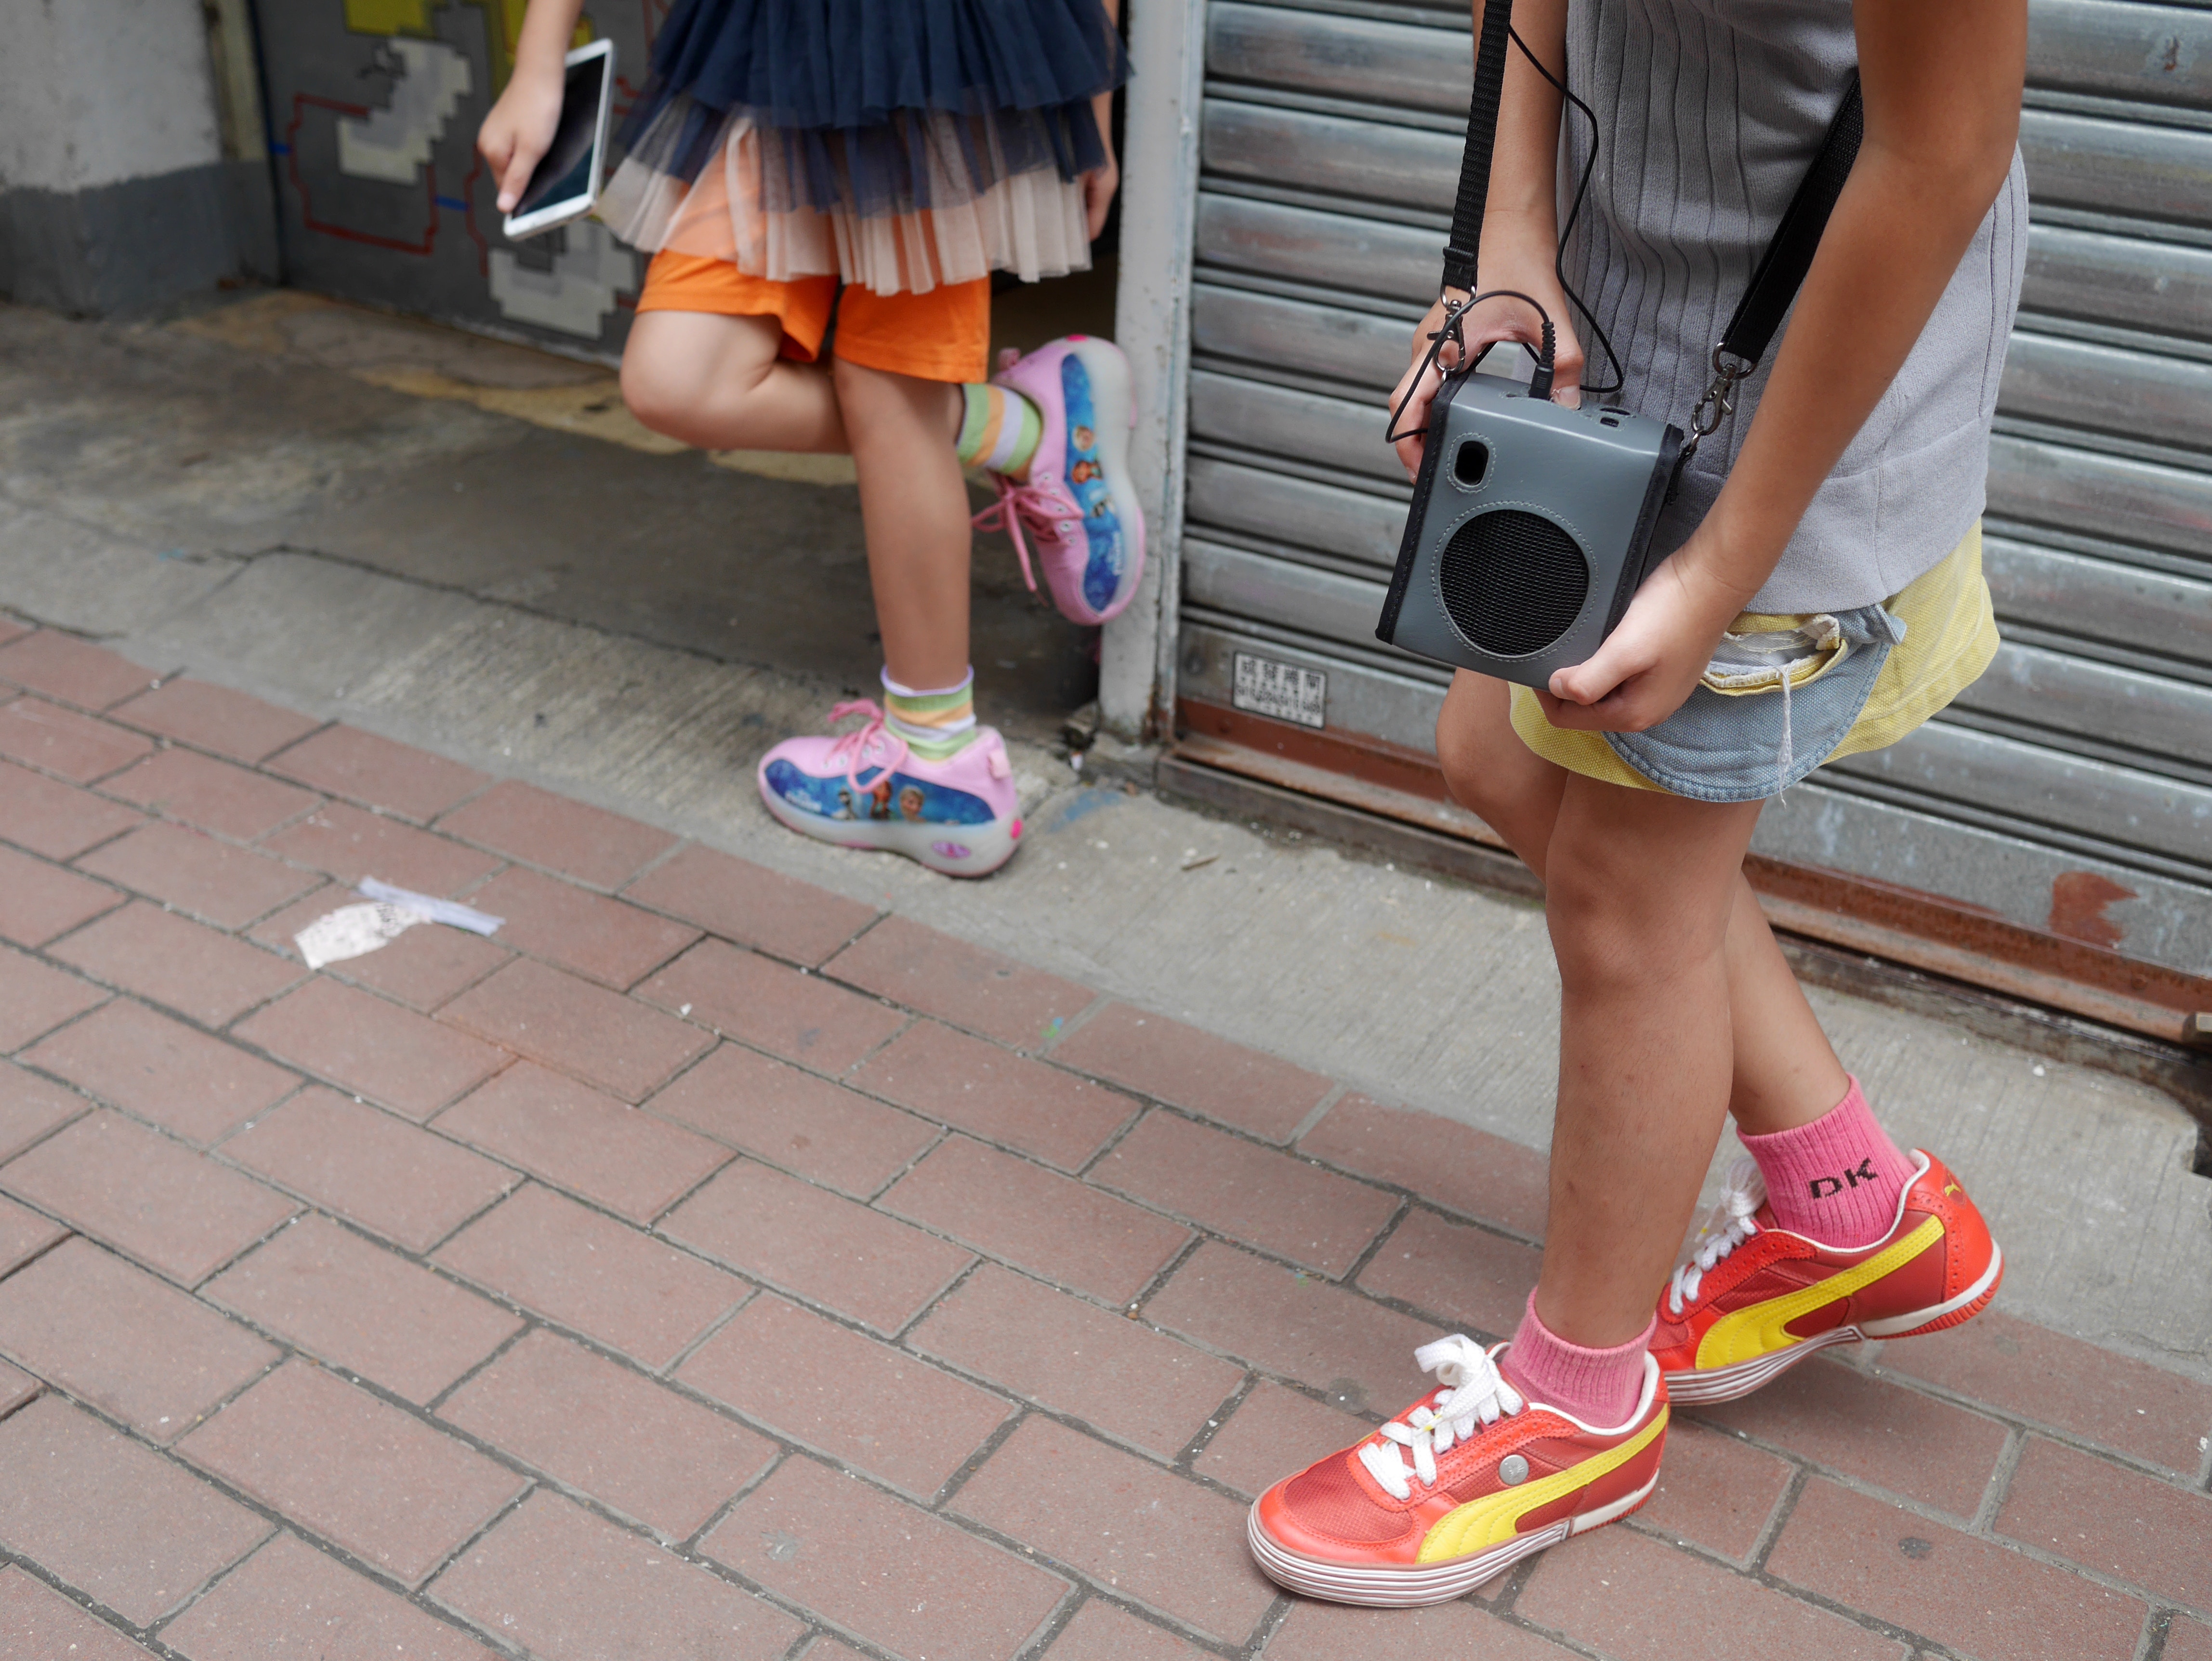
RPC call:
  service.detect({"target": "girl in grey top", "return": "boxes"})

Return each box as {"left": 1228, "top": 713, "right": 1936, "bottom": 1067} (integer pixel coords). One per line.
{"left": 1245, "top": 0, "right": 2023, "bottom": 1605}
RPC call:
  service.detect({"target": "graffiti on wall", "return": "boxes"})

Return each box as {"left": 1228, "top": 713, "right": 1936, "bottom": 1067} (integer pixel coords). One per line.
{"left": 258, "top": 0, "right": 668, "bottom": 354}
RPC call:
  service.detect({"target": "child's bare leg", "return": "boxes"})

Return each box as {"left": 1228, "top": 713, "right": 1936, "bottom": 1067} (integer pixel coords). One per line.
{"left": 621, "top": 311, "right": 847, "bottom": 453}
{"left": 1539, "top": 778, "right": 1766, "bottom": 1341}
{"left": 1435, "top": 670, "right": 1848, "bottom": 1134}
{"left": 830, "top": 357, "right": 971, "bottom": 691}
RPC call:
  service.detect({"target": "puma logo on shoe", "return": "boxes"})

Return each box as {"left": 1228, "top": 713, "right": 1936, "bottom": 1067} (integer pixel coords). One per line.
{"left": 1807, "top": 1158, "right": 1880, "bottom": 1199}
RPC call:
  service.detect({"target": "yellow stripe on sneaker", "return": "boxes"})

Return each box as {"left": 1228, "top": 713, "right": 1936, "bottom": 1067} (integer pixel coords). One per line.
{"left": 1694, "top": 1216, "right": 1945, "bottom": 1371}
{"left": 1416, "top": 1408, "right": 1668, "bottom": 1565}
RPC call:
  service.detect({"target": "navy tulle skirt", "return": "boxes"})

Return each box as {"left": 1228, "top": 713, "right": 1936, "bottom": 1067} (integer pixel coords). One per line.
{"left": 599, "top": 0, "right": 1128, "bottom": 295}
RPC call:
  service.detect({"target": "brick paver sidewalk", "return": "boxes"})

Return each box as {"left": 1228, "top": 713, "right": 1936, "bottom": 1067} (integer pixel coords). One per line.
{"left": 0, "top": 617, "right": 2208, "bottom": 1661}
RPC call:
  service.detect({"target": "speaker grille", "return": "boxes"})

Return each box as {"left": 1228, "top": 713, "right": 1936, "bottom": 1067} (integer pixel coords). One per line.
{"left": 1436, "top": 510, "right": 1589, "bottom": 657}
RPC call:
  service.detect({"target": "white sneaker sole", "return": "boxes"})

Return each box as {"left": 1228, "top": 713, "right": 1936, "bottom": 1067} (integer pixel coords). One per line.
{"left": 758, "top": 786, "right": 1019, "bottom": 878}
{"left": 1245, "top": 1470, "right": 1659, "bottom": 1608}
{"left": 1662, "top": 1243, "right": 2003, "bottom": 1406}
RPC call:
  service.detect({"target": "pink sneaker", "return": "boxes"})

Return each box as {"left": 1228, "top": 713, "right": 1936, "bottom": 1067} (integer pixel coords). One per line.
{"left": 973, "top": 335, "right": 1146, "bottom": 625}
{"left": 756, "top": 701, "right": 1024, "bottom": 878}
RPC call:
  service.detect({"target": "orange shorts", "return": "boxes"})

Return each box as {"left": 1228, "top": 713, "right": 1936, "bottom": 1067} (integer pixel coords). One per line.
{"left": 634, "top": 251, "right": 991, "bottom": 384}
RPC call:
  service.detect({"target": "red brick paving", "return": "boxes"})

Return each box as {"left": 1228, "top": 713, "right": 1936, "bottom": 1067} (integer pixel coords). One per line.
{"left": 102, "top": 746, "right": 320, "bottom": 841}
{"left": 434, "top": 778, "right": 676, "bottom": 889}
{"left": 161, "top": 1532, "right": 499, "bottom": 1661}
{"left": 1052, "top": 1002, "right": 1334, "bottom": 1142}
{"left": 434, "top": 1183, "right": 748, "bottom": 1368}
{"left": 0, "top": 1394, "right": 270, "bottom": 1625}
{"left": 0, "top": 755, "right": 145, "bottom": 857}
{"left": 636, "top": 936, "right": 907, "bottom": 1074}
{"left": 24, "top": 998, "right": 299, "bottom": 1145}
{"left": 0, "top": 695, "right": 153, "bottom": 780}
{"left": 252, "top": 883, "right": 511, "bottom": 1009}
{"left": 852, "top": 1018, "right": 1136, "bottom": 1170}
{"left": 261, "top": 800, "right": 503, "bottom": 896}
{"left": 0, "top": 631, "right": 159, "bottom": 709}
{"left": 436, "top": 1060, "right": 726, "bottom": 1223}
{"left": 107, "top": 676, "right": 322, "bottom": 764}
{"left": 0, "top": 943, "right": 107, "bottom": 1051}
{"left": 439, "top": 1328, "right": 777, "bottom": 1541}
{"left": 624, "top": 840, "right": 879, "bottom": 967}
{"left": 76, "top": 820, "right": 320, "bottom": 928}
{"left": 235, "top": 976, "right": 505, "bottom": 1121}
{"left": 440, "top": 957, "right": 710, "bottom": 1102}
{"left": 0, "top": 1237, "right": 276, "bottom": 1442}
{"left": 644, "top": 1039, "right": 931, "bottom": 1198}
{"left": 2, "top": 1110, "right": 298, "bottom": 1286}
{"left": 703, "top": 1454, "right": 1069, "bottom": 1661}
{"left": 662, "top": 1157, "right": 972, "bottom": 1336}
{"left": 826, "top": 914, "right": 1093, "bottom": 1047}
{"left": 461, "top": 866, "right": 699, "bottom": 989}
{"left": 0, "top": 841, "right": 122, "bottom": 946}
{"left": 0, "top": 1193, "right": 66, "bottom": 1278}
{"left": 1996, "top": 1435, "right": 2212, "bottom": 1609}
{"left": 222, "top": 1086, "right": 517, "bottom": 1252}
{"left": 0, "top": 1060, "right": 86, "bottom": 1160}
{"left": 1766, "top": 1477, "right": 2149, "bottom": 1661}
{"left": 180, "top": 1361, "right": 524, "bottom": 1587}
{"left": 264, "top": 725, "right": 489, "bottom": 823}
{"left": 0, "top": 1563, "right": 163, "bottom": 1661}
{"left": 679, "top": 1292, "right": 1010, "bottom": 1499}
{"left": 205, "top": 1213, "right": 521, "bottom": 1403}
{"left": 1095, "top": 1111, "right": 1397, "bottom": 1278}
{"left": 951, "top": 1414, "right": 1276, "bottom": 1646}
{"left": 47, "top": 900, "right": 304, "bottom": 1027}
{"left": 0, "top": 638, "right": 2199, "bottom": 1661}
{"left": 881, "top": 1134, "right": 1191, "bottom": 1305}
{"left": 909, "top": 1263, "right": 1244, "bottom": 1463}
{"left": 434, "top": 1490, "right": 805, "bottom": 1661}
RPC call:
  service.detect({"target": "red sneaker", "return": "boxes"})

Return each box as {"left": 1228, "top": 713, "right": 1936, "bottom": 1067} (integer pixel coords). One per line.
{"left": 1653, "top": 1149, "right": 2002, "bottom": 1405}
{"left": 1247, "top": 1335, "right": 1668, "bottom": 1606}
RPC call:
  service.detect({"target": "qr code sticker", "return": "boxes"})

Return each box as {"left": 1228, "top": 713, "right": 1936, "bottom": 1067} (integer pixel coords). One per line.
{"left": 1232, "top": 653, "right": 1327, "bottom": 729}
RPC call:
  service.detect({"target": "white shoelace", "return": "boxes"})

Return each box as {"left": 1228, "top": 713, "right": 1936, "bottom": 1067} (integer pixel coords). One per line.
{"left": 1357, "top": 1334, "right": 1525, "bottom": 1501}
{"left": 1666, "top": 1158, "right": 1768, "bottom": 1316}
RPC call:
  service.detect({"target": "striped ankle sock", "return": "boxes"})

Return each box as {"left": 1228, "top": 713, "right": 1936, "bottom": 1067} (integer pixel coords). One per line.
{"left": 882, "top": 668, "right": 980, "bottom": 760}
{"left": 954, "top": 382, "right": 1042, "bottom": 479}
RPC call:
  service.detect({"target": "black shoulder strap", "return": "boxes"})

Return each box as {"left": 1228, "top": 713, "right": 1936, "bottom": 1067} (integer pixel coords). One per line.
{"left": 1438, "top": 13, "right": 1863, "bottom": 386}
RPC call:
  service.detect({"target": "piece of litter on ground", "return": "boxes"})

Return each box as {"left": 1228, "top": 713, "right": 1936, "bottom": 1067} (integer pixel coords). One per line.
{"left": 295, "top": 901, "right": 431, "bottom": 970}
{"left": 357, "top": 877, "right": 503, "bottom": 936}
{"left": 1181, "top": 854, "right": 1217, "bottom": 871}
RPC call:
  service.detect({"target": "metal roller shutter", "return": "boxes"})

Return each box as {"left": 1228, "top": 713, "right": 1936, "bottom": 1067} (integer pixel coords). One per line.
{"left": 1176, "top": 0, "right": 2212, "bottom": 996}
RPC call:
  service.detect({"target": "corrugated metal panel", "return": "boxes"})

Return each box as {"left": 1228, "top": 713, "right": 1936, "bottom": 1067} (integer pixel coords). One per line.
{"left": 1180, "top": 0, "right": 2212, "bottom": 978}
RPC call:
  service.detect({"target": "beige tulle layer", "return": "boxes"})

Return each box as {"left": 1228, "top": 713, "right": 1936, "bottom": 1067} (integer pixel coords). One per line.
{"left": 598, "top": 115, "right": 1091, "bottom": 296}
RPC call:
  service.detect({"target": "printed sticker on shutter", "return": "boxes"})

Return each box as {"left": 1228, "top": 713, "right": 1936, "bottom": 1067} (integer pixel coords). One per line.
{"left": 1232, "top": 652, "right": 1327, "bottom": 729}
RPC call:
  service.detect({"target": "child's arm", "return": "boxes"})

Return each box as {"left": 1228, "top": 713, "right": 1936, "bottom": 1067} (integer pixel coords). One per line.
{"left": 1389, "top": 0, "right": 1580, "bottom": 479}
{"left": 1084, "top": 0, "right": 1123, "bottom": 240}
{"left": 1542, "top": 0, "right": 2026, "bottom": 733}
{"left": 478, "top": 0, "right": 588, "bottom": 213}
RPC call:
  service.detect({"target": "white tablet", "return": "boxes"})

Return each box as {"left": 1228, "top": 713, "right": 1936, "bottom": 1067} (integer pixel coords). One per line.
{"left": 502, "top": 39, "right": 617, "bottom": 241}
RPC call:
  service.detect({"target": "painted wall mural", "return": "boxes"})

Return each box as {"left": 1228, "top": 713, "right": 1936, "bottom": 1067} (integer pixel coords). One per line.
{"left": 257, "top": 0, "right": 669, "bottom": 356}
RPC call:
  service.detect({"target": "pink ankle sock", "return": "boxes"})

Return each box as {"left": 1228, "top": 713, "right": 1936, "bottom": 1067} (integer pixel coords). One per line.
{"left": 1499, "top": 1293, "right": 1651, "bottom": 1427}
{"left": 1740, "top": 1076, "right": 1916, "bottom": 1247}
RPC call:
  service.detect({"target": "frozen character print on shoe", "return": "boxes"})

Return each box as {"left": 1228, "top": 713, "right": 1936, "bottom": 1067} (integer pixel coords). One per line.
{"left": 974, "top": 335, "right": 1146, "bottom": 625}
{"left": 757, "top": 701, "right": 1023, "bottom": 877}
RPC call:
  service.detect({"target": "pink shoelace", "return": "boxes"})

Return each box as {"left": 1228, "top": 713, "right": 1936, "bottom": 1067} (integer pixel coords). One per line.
{"left": 971, "top": 475, "right": 1081, "bottom": 596}
{"left": 824, "top": 699, "right": 910, "bottom": 794}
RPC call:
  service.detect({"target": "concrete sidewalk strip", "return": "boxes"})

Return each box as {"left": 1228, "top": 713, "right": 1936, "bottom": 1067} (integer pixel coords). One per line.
{"left": 0, "top": 626, "right": 2203, "bottom": 1660}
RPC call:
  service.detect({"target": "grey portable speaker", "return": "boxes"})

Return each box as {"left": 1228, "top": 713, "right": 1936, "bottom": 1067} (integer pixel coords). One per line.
{"left": 1375, "top": 370, "right": 1681, "bottom": 689}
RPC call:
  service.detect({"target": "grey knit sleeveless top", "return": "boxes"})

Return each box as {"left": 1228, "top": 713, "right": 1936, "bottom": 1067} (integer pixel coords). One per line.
{"left": 1560, "top": 0, "right": 2028, "bottom": 612}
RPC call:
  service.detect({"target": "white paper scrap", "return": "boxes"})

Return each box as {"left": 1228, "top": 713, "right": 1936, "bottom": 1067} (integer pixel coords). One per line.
{"left": 357, "top": 878, "right": 504, "bottom": 936}
{"left": 296, "top": 902, "right": 431, "bottom": 970}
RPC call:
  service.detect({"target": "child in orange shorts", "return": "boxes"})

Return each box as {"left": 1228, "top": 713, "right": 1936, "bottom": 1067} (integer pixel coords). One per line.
{"left": 479, "top": 0, "right": 1144, "bottom": 876}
